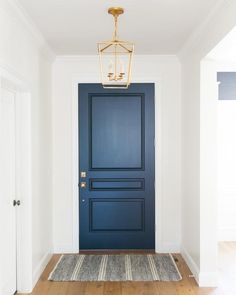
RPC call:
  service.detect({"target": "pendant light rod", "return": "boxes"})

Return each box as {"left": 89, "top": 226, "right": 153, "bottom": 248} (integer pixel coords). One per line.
{"left": 108, "top": 7, "right": 124, "bottom": 41}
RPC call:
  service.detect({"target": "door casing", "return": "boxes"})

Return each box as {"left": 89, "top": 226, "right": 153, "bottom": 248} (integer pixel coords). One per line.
{"left": 71, "top": 77, "right": 163, "bottom": 253}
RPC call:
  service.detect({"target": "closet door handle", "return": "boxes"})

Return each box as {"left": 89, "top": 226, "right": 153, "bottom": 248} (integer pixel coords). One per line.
{"left": 13, "top": 200, "right": 21, "bottom": 206}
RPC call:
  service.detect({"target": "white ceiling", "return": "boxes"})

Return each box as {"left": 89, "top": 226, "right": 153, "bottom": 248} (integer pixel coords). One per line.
{"left": 207, "top": 26, "right": 236, "bottom": 62}
{"left": 18, "top": 0, "right": 217, "bottom": 55}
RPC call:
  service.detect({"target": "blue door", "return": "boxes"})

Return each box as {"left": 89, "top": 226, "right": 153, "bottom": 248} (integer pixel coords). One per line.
{"left": 79, "top": 83, "right": 155, "bottom": 249}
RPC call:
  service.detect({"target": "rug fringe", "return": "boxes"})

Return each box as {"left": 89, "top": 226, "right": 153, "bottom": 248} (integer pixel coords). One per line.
{"left": 169, "top": 253, "right": 182, "bottom": 281}
{"left": 48, "top": 255, "right": 64, "bottom": 281}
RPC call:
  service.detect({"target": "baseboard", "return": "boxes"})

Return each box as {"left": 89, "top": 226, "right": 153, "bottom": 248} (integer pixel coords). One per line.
{"left": 181, "top": 246, "right": 218, "bottom": 287}
{"left": 32, "top": 252, "right": 53, "bottom": 289}
{"left": 53, "top": 244, "right": 78, "bottom": 254}
{"left": 181, "top": 246, "right": 200, "bottom": 283}
{"left": 156, "top": 242, "right": 181, "bottom": 253}
{"left": 218, "top": 227, "right": 236, "bottom": 241}
{"left": 198, "top": 271, "right": 218, "bottom": 287}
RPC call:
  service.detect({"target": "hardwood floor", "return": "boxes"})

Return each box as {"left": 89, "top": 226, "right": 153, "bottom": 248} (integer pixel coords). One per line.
{"left": 17, "top": 243, "right": 236, "bottom": 295}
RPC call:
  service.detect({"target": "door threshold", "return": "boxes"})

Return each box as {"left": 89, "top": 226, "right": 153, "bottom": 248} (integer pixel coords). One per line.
{"left": 80, "top": 249, "right": 155, "bottom": 254}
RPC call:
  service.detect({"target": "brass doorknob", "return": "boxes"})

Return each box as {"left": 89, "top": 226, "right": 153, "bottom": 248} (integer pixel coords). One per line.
{"left": 80, "top": 182, "right": 86, "bottom": 188}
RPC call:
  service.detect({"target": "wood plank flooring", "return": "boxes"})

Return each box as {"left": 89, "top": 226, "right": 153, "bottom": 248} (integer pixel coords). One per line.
{"left": 17, "top": 243, "right": 236, "bottom": 295}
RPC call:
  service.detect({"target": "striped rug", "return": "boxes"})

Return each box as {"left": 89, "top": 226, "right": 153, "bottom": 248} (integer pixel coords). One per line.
{"left": 48, "top": 254, "right": 182, "bottom": 282}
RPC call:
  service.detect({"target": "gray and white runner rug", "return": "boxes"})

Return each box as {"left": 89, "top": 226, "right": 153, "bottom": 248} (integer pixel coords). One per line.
{"left": 48, "top": 254, "right": 182, "bottom": 282}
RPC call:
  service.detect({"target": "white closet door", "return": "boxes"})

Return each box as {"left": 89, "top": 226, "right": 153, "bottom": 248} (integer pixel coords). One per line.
{"left": 0, "top": 88, "right": 17, "bottom": 295}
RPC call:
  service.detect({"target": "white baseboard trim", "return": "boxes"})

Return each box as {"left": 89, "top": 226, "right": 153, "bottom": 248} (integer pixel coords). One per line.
{"left": 198, "top": 271, "right": 218, "bottom": 287}
{"left": 181, "top": 246, "right": 218, "bottom": 287}
{"left": 181, "top": 246, "right": 200, "bottom": 283}
{"left": 53, "top": 244, "right": 79, "bottom": 254}
{"left": 32, "top": 252, "right": 53, "bottom": 290}
{"left": 218, "top": 227, "right": 236, "bottom": 241}
{"left": 156, "top": 242, "right": 181, "bottom": 253}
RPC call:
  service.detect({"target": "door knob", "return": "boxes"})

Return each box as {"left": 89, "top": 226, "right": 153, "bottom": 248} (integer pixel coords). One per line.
{"left": 13, "top": 200, "right": 21, "bottom": 206}
{"left": 79, "top": 182, "right": 86, "bottom": 188}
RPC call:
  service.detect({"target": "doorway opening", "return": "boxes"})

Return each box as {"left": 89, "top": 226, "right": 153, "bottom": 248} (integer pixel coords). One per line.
{"left": 72, "top": 78, "right": 163, "bottom": 253}
{"left": 200, "top": 26, "right": 236, "bottom": 292}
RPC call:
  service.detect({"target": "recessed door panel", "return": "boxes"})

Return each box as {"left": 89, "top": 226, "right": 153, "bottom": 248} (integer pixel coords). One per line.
{"left": 90, "top": 199, "right": 144, "bottom": 231}
{"left": 90, "top": 178, "right": 145, "bottom": 191}
{"left": 90, "top": 95, "right": 144, "bottom": 170}
{"left": 79, "top": 83, "right": 155, "bottom": 249}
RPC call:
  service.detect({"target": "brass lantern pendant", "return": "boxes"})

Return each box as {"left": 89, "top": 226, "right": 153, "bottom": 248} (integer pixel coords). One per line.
{"left": 98, "top": 7, "right": 134, "bottom": 89}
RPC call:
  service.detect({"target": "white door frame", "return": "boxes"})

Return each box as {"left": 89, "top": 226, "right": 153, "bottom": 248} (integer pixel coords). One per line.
{"left": 71, "top": 76, "right": 163, "bottom": 253}
{"left": 0, "top": 65, "right": 32, "bottom": 293}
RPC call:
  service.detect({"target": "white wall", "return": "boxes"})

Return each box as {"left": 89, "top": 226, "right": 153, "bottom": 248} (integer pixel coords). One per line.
{"left": 180, "top": 57, "right": 219, "bottom": 287}
{"left": 179, "top": 0, "right": 236, "bottom": 287}
{"left": 217, "top": 65, "right": 236, "bottom": 241}
{"left": 218, "top": 101, "right": 236, "bottom": 241}
{"left": 181, "top": 54, "right": 201, "bottom": 273}
{"left": 200, "top": 59, "right": 218, "bottom": 286}
{"left": 52, "top": 55, "right": 182, "bottom": 253}
{"left": 0, "top": 0, "right": 54, "bottom": 292}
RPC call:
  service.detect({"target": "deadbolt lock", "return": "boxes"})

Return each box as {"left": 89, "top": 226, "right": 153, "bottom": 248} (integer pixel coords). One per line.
{"left": 80, "top": 171, "right": 86, "bottom": 178}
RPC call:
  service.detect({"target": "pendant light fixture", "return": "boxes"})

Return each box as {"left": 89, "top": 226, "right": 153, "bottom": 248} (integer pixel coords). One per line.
{"left": 98, "top": 7, "right": 134, "bottom": 89}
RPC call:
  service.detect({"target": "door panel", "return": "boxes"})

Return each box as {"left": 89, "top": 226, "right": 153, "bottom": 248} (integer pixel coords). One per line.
{"left": 90, "top": 199, "right": 144, "bottom": 231}
{"left": 79, "top": 83, "right": 155, "bottom": 249}
{"left": 0, "top": 89, "right": 17, "bottom": 295}
{"left": 90, "top": 178, "right": 145, "bottom": 190}
{"left": 90, "top": 95, "right": 143, "bottom": 169}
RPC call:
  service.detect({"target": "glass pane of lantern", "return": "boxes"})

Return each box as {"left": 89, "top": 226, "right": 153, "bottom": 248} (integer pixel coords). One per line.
{"left": 98, "top": 42, "right": 133, "bottom": 88}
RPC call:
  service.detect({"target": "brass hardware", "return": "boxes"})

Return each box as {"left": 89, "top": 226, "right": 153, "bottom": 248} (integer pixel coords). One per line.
{"left": 80, "top": 171, "right": 86, "bottom": 178}
{"left": 108, "top": 7, "right": 124, "bottom": 17}
{"left": 80, "top": 182, "right": 86, "bottom": 188}
{"left": 98, "top": 7, "right": 134, "bottom": 89}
